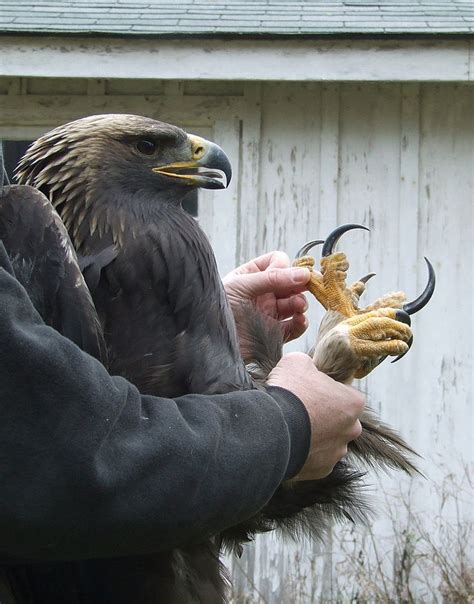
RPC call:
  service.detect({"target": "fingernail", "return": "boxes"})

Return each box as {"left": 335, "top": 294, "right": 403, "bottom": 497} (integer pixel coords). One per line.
{"left": 292, "top": 268, "right": 310, "bottom": 283}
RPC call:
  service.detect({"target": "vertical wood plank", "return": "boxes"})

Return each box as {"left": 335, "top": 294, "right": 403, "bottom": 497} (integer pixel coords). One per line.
{"left": 310, "top": 82, "right": 342, "bottom": 351}
{"left": 237, "top": 83, "right": 262, "bottom": 264}
{"left": 392, "top": 82, "right": 422, "bottom": 439}
{"left": 318, "top": 83, "right": 340, "bottom": 232}
{"left": 198, "top": 118, "right": 241, "bottom": 277}
{"left": 398, "top": 83, "right": 420, "bottom": 289}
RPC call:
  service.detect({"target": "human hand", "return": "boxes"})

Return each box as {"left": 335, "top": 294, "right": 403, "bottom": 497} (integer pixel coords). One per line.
{"left": 222, "top": 252, "right": 311, "bottom": 357}
{"left": 267, "top": 352, "right": 364, "bottom": 481}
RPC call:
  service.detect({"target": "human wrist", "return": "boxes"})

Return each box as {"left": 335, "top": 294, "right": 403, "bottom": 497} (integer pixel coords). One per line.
{"left": 266, "top": 386, "right": 311, "bottom": 481}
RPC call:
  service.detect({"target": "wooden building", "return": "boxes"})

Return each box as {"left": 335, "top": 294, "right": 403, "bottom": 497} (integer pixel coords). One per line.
{"left": 1, "top": 1, "right": 472, "bottom": 600}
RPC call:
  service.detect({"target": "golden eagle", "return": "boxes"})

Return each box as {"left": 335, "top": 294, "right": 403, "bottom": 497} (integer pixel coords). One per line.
{"left": 0, "top": 115, "right": 434, "bottom": 602}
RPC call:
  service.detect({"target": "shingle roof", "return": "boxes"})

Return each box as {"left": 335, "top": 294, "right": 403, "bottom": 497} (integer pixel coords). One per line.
{"left": 0, "top": 0, "right": 472, "bottom": 37}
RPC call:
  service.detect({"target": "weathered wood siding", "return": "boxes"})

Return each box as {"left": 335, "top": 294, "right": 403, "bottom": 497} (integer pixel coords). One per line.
{"left": 1, "top": 78, "right": 472, "bottom": 601}
{"left": 224, "top": 82, "right": 473, "bottom": 602}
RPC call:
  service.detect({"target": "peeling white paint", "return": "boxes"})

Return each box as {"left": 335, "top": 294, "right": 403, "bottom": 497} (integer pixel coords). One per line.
{"left": 0, "top": 37, "right": 472, "bottom": 82}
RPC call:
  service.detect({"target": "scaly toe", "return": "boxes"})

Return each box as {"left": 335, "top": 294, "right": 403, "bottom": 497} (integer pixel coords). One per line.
{"left": 363, "top": 291, "right": 407, "bottom": 312}
{"left": 293, "top": 255, "right": 315, "bottom": 270}
{"left": 293, "top": 256, "right": 329, "bottom": 308}
{"left": 319, "top": 252, "right": 357, "bottom": 317}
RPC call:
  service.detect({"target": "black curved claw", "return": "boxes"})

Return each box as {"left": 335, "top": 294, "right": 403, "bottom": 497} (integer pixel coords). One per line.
{"left": 394, "top": 309, "right": 412, "bottom": 327}
{"left": 403, "top": 257, "right": 436, "bottom": 315}
{"left": 295, "top": 239, "right": 324, "bottom": 259}
{"left": 389, "top": 310, "right": 412, "bottom": 363}
{"left": 321, "top": 224, "right": 370, "bottom": 257}
{"left": 391, "top": 335, "right": 413, "bottom": 363}
{"left": 389, "top": 259, "right": 435, "bottom": 364}
{"left": 359, "top": 272, "right": 376, "bottom": 284}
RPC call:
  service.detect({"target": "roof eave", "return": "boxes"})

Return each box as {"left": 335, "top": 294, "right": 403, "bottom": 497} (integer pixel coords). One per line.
{"left": 1, "top": 29, "right": 473, "bottom": 40}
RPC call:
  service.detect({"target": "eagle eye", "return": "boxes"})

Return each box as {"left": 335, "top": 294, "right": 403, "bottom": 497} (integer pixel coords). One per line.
{"left": 136, "top": 139, "right": 157, "bottom": 155}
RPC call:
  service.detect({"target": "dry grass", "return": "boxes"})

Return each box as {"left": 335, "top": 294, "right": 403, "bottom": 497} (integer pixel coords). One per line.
{"left": 229, "top": 467, "right": 473, "bottom": 603}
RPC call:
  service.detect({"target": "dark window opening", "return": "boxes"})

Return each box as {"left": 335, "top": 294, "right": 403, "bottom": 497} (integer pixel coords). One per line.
{"left": 2, "top": 140, "right": 31, "bottom": 183}
{"left": 1, "top": 139, "right": 199, "bottom": 217}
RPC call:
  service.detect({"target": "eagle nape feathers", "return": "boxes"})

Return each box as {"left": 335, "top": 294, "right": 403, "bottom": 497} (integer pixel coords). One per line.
{"left": 0, "top": 114, "right": 432, "bottom": 602}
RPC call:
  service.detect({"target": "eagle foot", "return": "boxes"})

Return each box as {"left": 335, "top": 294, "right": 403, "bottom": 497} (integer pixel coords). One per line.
{"left": 314, "top": 308, "right": 412, "bottom": 381}
{"left": 294, "top": 224, "right": 435, "bottom": 379}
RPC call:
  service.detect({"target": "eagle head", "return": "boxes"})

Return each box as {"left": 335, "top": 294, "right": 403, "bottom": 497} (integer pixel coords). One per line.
{"left": 16, "top": 114, "right": 232, "bottom": 248}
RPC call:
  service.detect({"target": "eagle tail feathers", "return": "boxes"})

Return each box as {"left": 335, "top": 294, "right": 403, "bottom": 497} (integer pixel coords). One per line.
{"left": 221, "top": 461, "right": 371, "bottom": 555}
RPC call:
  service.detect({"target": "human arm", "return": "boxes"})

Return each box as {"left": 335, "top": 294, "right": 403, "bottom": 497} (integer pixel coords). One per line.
{"left": 0, "top": 252, "right": 310, "bottom": 562}
{"left": 223, "top": 252, "right": 365, "bottom": 479}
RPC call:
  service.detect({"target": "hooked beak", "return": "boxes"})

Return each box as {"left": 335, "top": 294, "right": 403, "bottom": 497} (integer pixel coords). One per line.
{"left": 152, "top": 135, "right": 232, "bottom": 190}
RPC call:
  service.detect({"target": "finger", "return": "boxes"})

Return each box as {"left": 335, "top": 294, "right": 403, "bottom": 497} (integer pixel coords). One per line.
{"left": 233, "top": 267, "right": 311, "bottom": 299}
{"left": 275, "top": 294, "right": 308, "bottom": 320}
{"left": 254, "top": 251, "right": 291, "bottom": 271}
{"left": 282, "top": 313, "right": 308, "bottom": 343}
{"left": 232, "top": 251, "right": 291, "bottom": 276}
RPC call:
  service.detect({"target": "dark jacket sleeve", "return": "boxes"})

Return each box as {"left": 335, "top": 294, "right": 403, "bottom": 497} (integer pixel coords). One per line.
{"left": 0, "top": 249, "right": 310, "bottom": 562}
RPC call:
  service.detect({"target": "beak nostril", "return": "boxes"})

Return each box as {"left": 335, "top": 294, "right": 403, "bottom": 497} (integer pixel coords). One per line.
{"left": 193, "top": 146, "right": 205, "bottom": 159}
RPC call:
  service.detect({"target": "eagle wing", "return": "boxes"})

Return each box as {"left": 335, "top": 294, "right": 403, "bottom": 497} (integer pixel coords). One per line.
{"left": 0, "top": 184, "right": 106, "bottom": 364}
